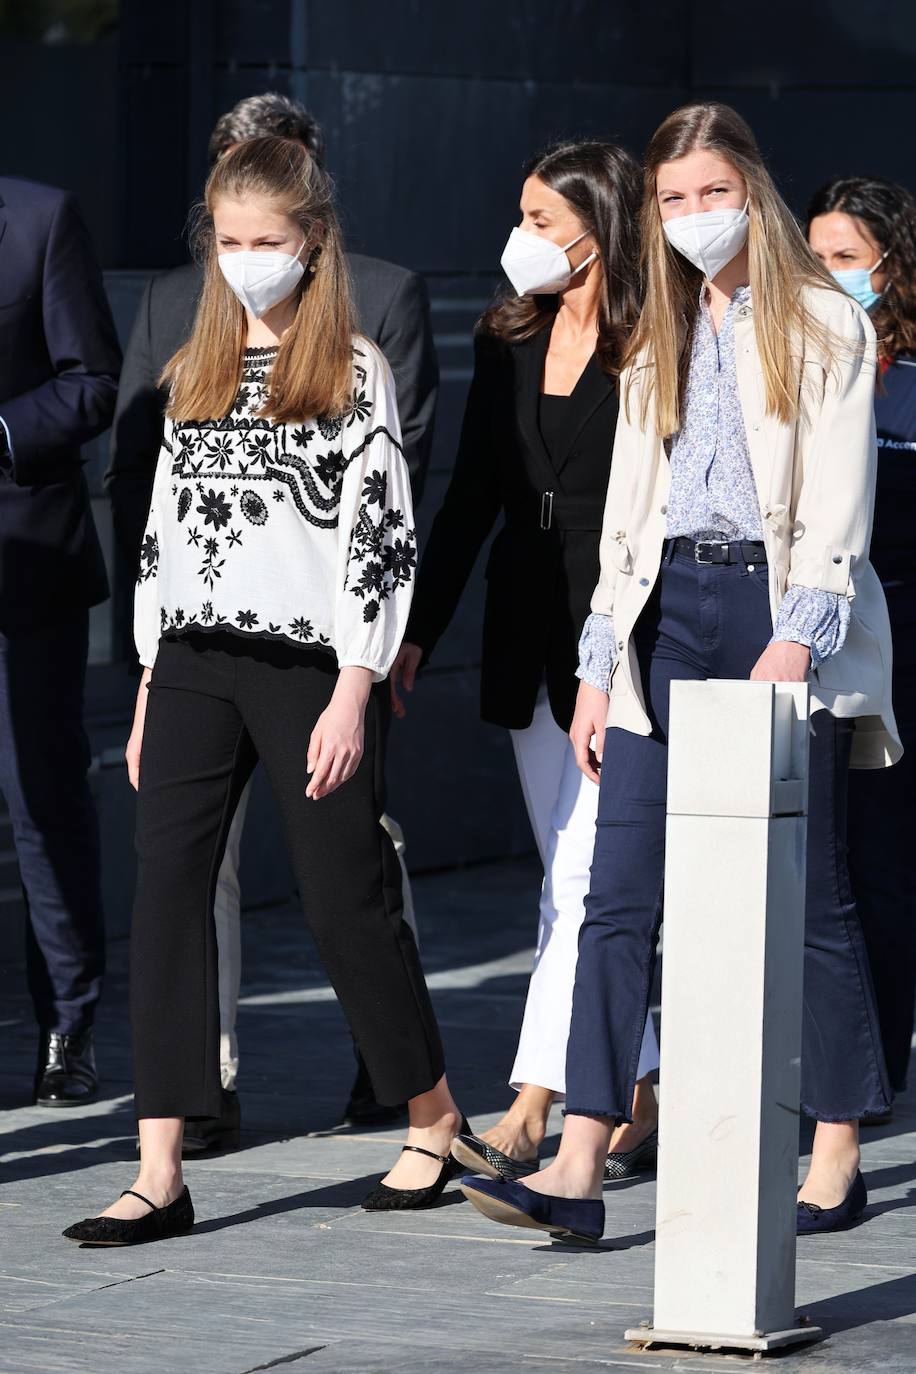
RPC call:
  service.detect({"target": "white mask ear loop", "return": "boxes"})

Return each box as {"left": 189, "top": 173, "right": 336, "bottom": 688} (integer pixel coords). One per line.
{"left": 562, "top": 229, "right": 597, "bottom": 280}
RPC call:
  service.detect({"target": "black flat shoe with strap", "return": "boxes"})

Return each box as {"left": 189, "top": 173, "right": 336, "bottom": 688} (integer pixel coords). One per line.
{"left": 62, "top": 1187, "right": 194, "bottom": 1246}
{"left": 361, "top": 1118, "right": 469, "bottom": 1211}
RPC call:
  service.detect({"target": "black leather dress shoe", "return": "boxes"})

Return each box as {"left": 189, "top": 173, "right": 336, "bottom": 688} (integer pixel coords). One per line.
{"left": 343, "top": 1054, "right": 407, "bottom": 1127}
{"left": 34, "top": 1029, "right": 98, "bottom": 1107}
{"left": 63, "top": 1187, "right": 194, "bottom": 1246}
{"left": 182, "top": 1089, "right": 241, "bottom": 1156}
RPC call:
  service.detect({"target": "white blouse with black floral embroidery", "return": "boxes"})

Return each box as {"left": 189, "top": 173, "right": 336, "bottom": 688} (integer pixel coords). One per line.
{"left": 134, "top": 338, "right": 416, "bottom": 680}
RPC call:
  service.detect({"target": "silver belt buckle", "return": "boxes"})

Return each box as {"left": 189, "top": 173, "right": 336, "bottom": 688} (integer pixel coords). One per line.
{"left": 540, "top": 491, "right": 554, "bottom": 530}
{"left": 694, "top": 540, "right": 729, "bottom": 564}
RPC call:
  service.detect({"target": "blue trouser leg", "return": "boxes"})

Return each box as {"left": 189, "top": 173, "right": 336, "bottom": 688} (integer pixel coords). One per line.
{"left": 845, "top": 586, "right": 916, "bottom": 1094}
{"left": 0, "top": 613, "right": 104, "bottom": 1033}
{"left": 565, "top": 550, "right": 890, "bottom": 1122}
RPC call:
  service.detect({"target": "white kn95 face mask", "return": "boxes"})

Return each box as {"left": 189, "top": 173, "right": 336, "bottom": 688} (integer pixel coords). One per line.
{"left": 500, "top": 226, "right": 597, "bottom": 297}
{"left": 218, "top": 241, "right": 307, "bottom": 318}
{"left": 662, "top": 200, "right": 749, "bottom": 281}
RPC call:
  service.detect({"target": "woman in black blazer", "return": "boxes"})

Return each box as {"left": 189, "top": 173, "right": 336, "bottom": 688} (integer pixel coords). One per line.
{"left": 392, "top": 141, "right": 660, "bottom": 1182}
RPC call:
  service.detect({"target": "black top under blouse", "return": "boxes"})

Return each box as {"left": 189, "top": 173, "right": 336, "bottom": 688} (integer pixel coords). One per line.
{"left": 406, "top": 329, "right": 619, "bottom": 733}
{"left": 537, "top": 391, "right": 573, "bottom": 464}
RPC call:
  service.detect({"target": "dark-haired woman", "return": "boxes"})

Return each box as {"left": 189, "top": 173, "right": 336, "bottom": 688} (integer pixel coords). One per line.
{"left": 809, "top": 176, "right": 916, "bottom": 1102}
{"left": 390, "top": 142, "right": 660, "bottom": 1183}
{"left": 62, "top": 138, "right": 464, "bottom": 1246}
{"left": 460, "top": 103, "right": 899, "bottom": 1246}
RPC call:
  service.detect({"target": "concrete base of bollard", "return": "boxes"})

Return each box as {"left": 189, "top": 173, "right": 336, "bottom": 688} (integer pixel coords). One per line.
{"left": 624, "top": 1321, "right": 823, "bottom": 1354}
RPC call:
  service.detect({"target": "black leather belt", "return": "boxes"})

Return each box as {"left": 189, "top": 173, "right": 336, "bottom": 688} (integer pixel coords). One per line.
{"left": 669, "top": 536, "right": 767, "bottom": 566}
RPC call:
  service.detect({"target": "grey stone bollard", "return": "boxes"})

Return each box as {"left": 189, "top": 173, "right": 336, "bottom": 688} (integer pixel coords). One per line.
{"left": 626, "top": 679, "right": 821, "bottom": 1355}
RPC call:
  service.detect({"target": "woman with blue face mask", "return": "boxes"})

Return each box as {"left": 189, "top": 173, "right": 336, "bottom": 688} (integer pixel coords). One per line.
{"left": 809, "top": 176, "right": 916, "bottom": 1110}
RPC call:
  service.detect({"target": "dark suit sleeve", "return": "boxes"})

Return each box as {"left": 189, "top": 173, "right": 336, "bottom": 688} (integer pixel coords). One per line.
{"left": 405, "top": 333, "right": 506, "bottom": 661}
{"left": 1, "top": 193, "right": 121, "bottom": 485}
{"left": 104, "top": 277, "right": 166, "bottom": 576}
{"left": 376, "top": 270, "right": 438, "bottom": 507}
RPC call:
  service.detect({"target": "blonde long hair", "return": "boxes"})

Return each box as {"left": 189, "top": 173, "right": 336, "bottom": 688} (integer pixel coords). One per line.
{"left": 163, "top": 136, "right": 354, "bottom": 424}
{"left": 625, "top": 102, "right": 842, "bottom": 437}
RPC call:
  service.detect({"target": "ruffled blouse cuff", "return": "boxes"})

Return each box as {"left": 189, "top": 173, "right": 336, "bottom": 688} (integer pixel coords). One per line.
{"left": 576, "top": 611, "right": 617, "bottom": 692}
{"left": 771, "top": 585, "right": 850, "bottom": 668}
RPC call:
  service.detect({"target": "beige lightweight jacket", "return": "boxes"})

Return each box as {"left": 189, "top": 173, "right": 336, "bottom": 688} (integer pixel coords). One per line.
{"left": 592, "top": 284, "right": 901, "bottom": 769}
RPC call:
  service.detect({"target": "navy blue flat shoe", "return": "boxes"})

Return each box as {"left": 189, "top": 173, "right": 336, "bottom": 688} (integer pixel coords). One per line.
{"left": 797, "top": 1170, "right": 867, "bottom": 1235}
{"left": 460, "top": 1173, "right": 604, "bottom": 1244}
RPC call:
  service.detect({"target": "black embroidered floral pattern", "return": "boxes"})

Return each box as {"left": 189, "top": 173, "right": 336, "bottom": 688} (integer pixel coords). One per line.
{"left": 362, "top": 472, "right": 388, "bottom": 508}
{"left": 347, "top": 388, "right": 372, "bottom": 426}
{"left": 317, "top": 413, "right": 343, "bottom": 441}
{"left": 197, "top": 489, "right": 232, "bottom": 530}
{"left": 199, "top": 537, "right": 225, "bottom": 591}
{"left": 138, "top": 532, "right": 159, "bottom": 582}
{"left": 345, "top": 465, "right": 417, "bottom": 614}
{"left": 205, "top": 435, "right": 236, "bottom": 471}
{"left": 239, "top": 490, "right": 268, "bottom": 525}
{"left": 141, "top": 344, "right": 411, "bottom": 665}
{"left": 384, "top": 538, "right": 417, "bottom": 583}
{"left": 315, "top": 450, "right": 347, "bottom": 489}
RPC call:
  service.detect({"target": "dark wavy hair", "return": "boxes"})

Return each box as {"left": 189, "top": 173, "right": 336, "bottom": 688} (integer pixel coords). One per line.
{"left": 481, "top": 140, "right": 642, "bottom": 378}
{"left": 208, "top": 92, "right": 325, "bottom": 167}
{"left": 807, "top": 174, "right": 916, "bottom": 364}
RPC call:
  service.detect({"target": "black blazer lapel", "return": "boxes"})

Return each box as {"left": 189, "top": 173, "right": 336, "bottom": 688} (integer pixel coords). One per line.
{"left": 514, "top": 329, "right": 566, "bottom": 493}
{"left": 551, "top": 357, "right": 615, "bottom": 475}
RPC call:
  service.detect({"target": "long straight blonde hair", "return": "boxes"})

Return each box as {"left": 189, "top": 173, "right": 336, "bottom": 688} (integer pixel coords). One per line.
{"left": 163, "top": 136, "right": 354, "bottom": 424}
{"left": 625, "top": 102, "right": 843, "bottom": 437}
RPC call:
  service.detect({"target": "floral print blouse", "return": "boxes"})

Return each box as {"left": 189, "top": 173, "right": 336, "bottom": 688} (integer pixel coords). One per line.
{"left": 134, "top": 339, "right": 416, "bottom": 680}
{"left": 577, "top": 286, "right": 849, "bottom": 690}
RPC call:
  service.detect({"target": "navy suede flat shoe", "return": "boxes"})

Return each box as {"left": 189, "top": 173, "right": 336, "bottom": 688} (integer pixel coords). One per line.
{"left": 460, "top": 1173, "right": 604, "bottom": 1244}
{"left": 797, "top": 1170, "right": 867, "bottom": 1235}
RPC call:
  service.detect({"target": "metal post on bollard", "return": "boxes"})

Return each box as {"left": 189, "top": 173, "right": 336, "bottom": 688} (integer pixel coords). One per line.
{"left": 625, "top": 678, "right": 822, "bottom": 1356}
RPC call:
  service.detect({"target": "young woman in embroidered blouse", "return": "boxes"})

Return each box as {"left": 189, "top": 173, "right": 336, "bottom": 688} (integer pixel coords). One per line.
{"left": 459, "top": 103, "right": 900, "bottom": 1245}
{"left": 63, "top": 138, "right": 464, "bottom": 1246}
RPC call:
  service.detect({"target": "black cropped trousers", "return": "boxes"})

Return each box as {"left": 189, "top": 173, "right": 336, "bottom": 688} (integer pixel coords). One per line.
{"left": 130, "top": 633, "right": 444, "bottom": 1119}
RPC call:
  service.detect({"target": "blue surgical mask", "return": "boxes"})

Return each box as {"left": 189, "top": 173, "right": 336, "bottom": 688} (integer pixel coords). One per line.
{"left": 832, "top": 251, "right": 888, "bottom": 312}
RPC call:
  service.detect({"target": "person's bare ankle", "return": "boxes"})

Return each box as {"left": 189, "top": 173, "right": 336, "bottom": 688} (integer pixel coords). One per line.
{"left": 134, "top": 1170, "right": 184, "bottom": 1205}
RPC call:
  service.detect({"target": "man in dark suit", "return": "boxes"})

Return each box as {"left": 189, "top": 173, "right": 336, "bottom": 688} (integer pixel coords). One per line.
{"left": 0, "top": 177, "right": 121, "bottom": 1105}
{"left": 106, "top": 93, "right": 438, "bottom": 1149}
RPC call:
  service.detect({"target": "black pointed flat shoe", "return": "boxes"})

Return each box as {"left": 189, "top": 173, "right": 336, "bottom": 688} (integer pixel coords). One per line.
{"left": 62, "top": 1187, "right": 194, "bottom": 1246}
{"left": 450, "top": 1132, "right": 539, "bottom": 1182}
{"left": 361, "top": 1117, "right": 469, "bottom": 1211}
{"left": 797, "top": 1170, "right": 867, "bottom": 1235}
{"left": 605, "top": 1128, "right": 658, "bottom": 1181}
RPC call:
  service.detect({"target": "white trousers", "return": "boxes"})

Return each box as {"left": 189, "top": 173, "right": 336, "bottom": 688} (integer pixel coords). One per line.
{"left": 214, "top": 776, "right": 417, "bottom": 1091}
{"left": 508, "top": 686, "right": 660, "bottom": 1098}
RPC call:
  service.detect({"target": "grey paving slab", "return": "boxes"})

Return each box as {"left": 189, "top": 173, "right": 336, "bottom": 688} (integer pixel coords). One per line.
{"left": 1, "top": 861, "right": 914, "bottom": 1374}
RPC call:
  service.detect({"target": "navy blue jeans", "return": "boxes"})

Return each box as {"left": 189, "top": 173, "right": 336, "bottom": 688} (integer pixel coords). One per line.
{"left": 565, "top": 547, "right": 891, "bottom": 1123}
{"left": 0, "top": 612, "right": 104, "bottom": 1034}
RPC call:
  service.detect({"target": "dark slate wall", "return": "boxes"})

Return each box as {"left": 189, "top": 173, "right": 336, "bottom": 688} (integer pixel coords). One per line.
{"left": 6, "top": 0, "right": 916, "bottom": 879}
